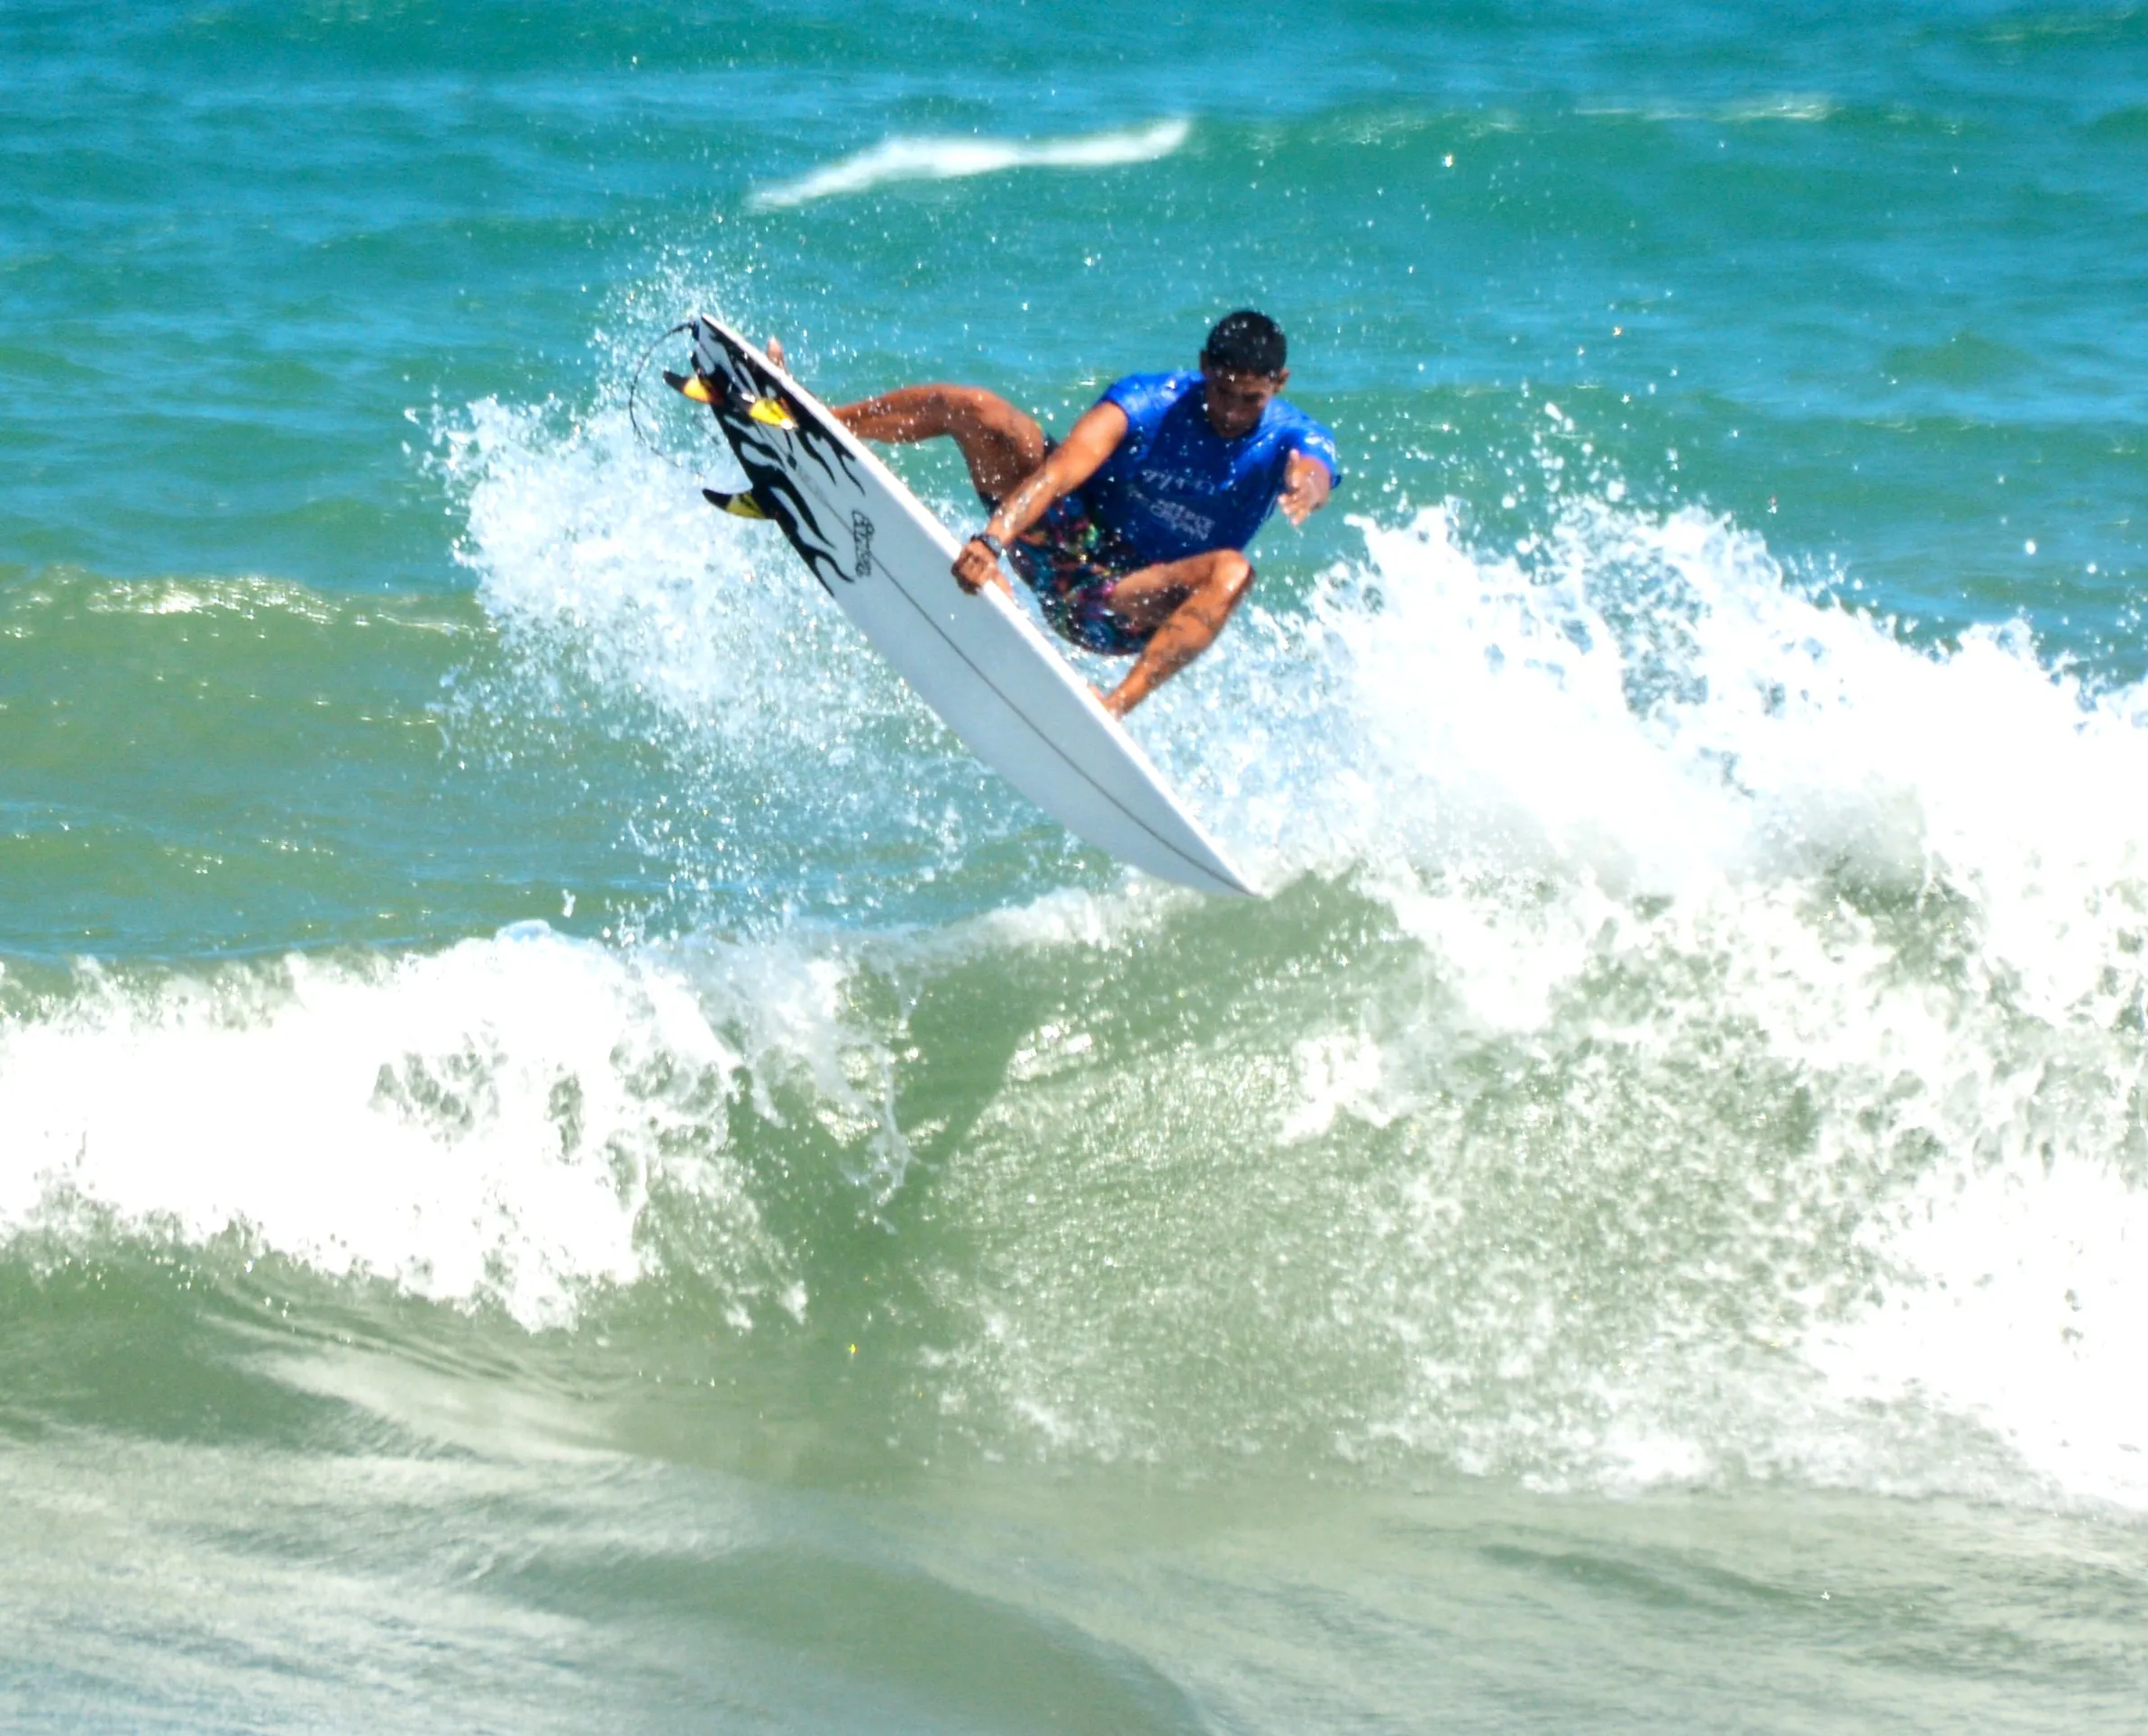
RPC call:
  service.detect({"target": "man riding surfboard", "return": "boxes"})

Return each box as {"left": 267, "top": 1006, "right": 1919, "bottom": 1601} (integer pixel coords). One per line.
{"left": 769, "top": 311, "right": 1339, "bottom": 717}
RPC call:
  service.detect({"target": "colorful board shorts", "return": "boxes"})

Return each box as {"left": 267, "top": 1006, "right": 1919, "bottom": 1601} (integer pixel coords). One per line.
{"left": 982, "top": 465, "right": 1151, "bottom": 657}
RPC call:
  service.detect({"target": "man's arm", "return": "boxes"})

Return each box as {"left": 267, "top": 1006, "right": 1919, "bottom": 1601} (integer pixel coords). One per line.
{"left": 1277, "top": 450, "right": 1333, "bottom": 526}
{"left": 951, "top": 400, "right": 1130, "bottom": 593}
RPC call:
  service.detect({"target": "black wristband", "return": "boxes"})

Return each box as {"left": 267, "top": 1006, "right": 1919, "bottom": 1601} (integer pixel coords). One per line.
{"left": 972, "top": 531, "right": 1006, "bottom": 559}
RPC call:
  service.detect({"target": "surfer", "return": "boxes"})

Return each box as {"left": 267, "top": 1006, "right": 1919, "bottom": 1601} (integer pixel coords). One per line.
{"left": 773, "top": 311, "right": 1338, "bottom": 717}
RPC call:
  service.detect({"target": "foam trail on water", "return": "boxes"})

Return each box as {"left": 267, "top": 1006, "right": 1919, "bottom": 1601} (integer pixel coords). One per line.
{"left": 750, "top": 120, "right": 1191, "bottom": 210}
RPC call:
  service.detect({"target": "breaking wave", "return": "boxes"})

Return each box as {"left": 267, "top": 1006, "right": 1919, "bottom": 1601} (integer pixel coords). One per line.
{"left": 7, "top": 368, "right": 2147, "bottom": 1518}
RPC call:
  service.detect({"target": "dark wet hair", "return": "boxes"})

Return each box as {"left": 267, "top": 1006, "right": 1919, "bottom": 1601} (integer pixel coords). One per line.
{"left": 1202, "top": 309, "right": 1288, "bottom": 377}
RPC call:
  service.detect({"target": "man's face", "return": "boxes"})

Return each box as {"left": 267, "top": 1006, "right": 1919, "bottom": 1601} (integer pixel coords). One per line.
{"left": 1200, "top": 359, "right": 1288, "bottom": 439}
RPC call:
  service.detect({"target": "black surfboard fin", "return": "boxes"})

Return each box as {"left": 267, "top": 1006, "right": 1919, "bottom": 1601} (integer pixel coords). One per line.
{"left": 703, "top": 486, "right": 771, "bottom": 521}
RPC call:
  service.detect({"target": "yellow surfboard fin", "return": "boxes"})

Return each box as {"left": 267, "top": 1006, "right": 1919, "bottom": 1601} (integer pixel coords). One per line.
{"left": 703, "top": 487, "right": 770, "bottom": 521}
{"left": 748, "top": 396, "right": 796, "bottom": 430}
{"left": 663, "top": 368, "right": 719, "bottom": 404}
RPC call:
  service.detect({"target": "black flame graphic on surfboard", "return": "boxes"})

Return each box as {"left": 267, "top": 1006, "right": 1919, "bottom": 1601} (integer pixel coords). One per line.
{"left": 687, "top": 320, "right": 870, "bottom": 596}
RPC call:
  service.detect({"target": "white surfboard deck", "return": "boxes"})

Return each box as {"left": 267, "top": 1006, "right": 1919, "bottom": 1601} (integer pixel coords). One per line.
{"left": 686, "top": 313, "right": 1254, "bottom": 897}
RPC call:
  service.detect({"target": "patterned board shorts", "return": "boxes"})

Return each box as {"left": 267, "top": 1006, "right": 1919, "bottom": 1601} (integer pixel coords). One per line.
{"left": 982, "top": 464, "right": 1151, "bottom": 657}
{"left": 1008, "top": 496, "right": 1153, "bottom": 657}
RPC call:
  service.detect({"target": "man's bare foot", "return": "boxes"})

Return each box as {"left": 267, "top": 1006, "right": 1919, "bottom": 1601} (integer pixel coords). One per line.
{"left": 766, "top": 337, "right": 787, "bottom": 370}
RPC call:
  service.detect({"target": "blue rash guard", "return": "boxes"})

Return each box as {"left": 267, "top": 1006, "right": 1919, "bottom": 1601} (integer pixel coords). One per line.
{"left": 1000, "top": 371, "right": 1342, "bottom": 656}
{"left": 1078, "top": 371, "right": 1342, "bottom": 566}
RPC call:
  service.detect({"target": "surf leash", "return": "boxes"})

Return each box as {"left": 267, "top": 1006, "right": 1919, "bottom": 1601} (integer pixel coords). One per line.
{"left": 625, "top": 319, "right": 724, "bottom": 479}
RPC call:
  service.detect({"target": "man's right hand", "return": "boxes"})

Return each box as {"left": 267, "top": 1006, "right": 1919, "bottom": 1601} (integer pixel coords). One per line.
{"left": 953, "top": 535, "right": 1010, "bottom": 596}
{"left": 947, "top": 402, "right": 1130, "bottom": 600}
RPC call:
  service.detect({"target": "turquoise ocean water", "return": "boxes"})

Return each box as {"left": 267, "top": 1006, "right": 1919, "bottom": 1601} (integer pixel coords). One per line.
{"left": 5, "top": 2, "right": 2148, "bottom": 1727}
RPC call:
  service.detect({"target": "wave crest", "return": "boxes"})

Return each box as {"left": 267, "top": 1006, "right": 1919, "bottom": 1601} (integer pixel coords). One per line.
{"left": 750, "top": 119, "right": 1191, "bottom": 210}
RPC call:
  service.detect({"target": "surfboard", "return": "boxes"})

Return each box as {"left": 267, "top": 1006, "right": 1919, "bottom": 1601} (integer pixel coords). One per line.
{"left": 678, "top": 313, "right": 1255, "bottom": 897}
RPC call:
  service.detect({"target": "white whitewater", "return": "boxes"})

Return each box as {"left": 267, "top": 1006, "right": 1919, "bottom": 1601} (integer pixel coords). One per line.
{"left": 751, "top": 119, "right": 1191, "bottom": 209}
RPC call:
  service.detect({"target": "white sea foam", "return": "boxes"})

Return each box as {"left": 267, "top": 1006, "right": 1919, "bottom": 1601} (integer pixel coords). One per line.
{"left": 435, "top": 394, "right": 905, "bottom": 736}
{"left": 1809, "top": 1154, "right": 2148, "bottom": 1508}
{"left": 749, "top": 120, "right": 1190, "bottom": 210}
{"left": 0, "top": 926, "right": 878, "bottom": 1328}
{"left": 1720, "top": 95, "right": 1838, "bottom": 123}
{"left": 1578, "top": 97, "right": 1836, "bottom": 126}
{"left": 433, "top": 390, "right": 1031, "bottom": 902}
{"left": 1180, "top": 500, "right": 2148, "bottom": 1504}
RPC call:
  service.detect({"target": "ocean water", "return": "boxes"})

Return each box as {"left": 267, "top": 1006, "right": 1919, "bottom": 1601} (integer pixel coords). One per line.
{"left": 5, "top": 0, "right": 2147, "bottom": 1727}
